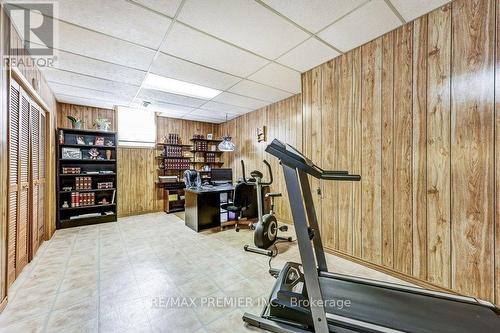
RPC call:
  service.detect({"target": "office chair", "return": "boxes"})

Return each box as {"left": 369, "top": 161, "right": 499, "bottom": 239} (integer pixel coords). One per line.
{"left": 221, "top": 182, "right": 255, "bottom": 231}
{"left": 184, "top": 170, "right": 201, "bottom": 189}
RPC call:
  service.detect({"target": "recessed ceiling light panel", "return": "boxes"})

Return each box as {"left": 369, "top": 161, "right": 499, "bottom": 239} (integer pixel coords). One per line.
{"left": 143, "top": 73, "right": 222, "bottom": 100}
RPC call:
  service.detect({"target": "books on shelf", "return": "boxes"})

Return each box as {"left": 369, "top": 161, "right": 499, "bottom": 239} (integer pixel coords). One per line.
{"left": 70, "top": 192, "right": 95, "bottom": 207}
{"left": 75, "top": 177, "right": 92, "bottom": 190}
{"left": 57, "top": 127, "right": 118, "bottom": 228}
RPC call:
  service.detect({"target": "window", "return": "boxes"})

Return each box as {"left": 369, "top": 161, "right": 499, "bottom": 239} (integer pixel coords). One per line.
{"left": 117, "top": 107, "right": 156, "bottom": 147}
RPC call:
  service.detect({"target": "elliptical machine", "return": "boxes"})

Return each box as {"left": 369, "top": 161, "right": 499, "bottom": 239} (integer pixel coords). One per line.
{"left": 240, "top": 160, "right": 292, "bottom": 257}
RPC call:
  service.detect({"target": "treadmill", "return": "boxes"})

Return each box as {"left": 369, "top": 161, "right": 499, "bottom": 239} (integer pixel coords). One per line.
{"left": 243, "top": 139, "right": 500, "bottom": 333}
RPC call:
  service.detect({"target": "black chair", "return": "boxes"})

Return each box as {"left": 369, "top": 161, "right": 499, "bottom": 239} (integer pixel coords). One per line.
{"left": 184, "top": 169, "right": 200, "bottom": 189}
{"left": 221, "top": 182, "right": 255, "bottom": 231}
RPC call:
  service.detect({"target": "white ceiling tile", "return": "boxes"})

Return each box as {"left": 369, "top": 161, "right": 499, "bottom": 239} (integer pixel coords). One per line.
{"left": 138, "top": 88, "right": 206, "bottom": 108}
{"left": 190, "top": 109, "right": 231, "bottom": 119}
{"left": 201, "top": 101, "right": 252, "bottom": 115}
{"left": 58, "top": 0, "right": 171, "bottom": 49}
{"left": 50, "top": 83, "right": 133, "bottom": 104}
{"left": 213, "top": 92, "right": 269, "bottom": 110}
{"left": 56, "top": 94, "right": 117, "bottom": 109}
{"left": 161, "top": 23, "right": 268, "bottom": 77}
{"left": 248, "top": 62, "right": 301, "bottom": 93}
{"left": 390, "top": 0, "right": 451, "bottom": 22}
{"left": 150, "top": 102, "right": 195, "bottom": 114}
{"left": 157, "top": 110, "right": 191, "bottom": 118}
{"left": 34, "top": 19, "right": 156, "bottom": 70}
{"left": 183, "top": 113, "right": 224, "bottom": 124}
{"left": 45, "top": 51, "right": 147, "bottom": 86}
{"left": 318, "top": 1, "right": 402, "bottom": 52}
{"left": 229, "top": 80, "right": 291, "bottom": 103}
{"left": 263, "top": 0, "right": 367, "bottom": 33}
{"left": 132, "top": 0, "right": 183, "bottom": 17}
{"left": 151, "top": 53, "right": 240, "bottom": 90}
{"left": 44, "top": 69, "right": 140, "bottom": 97}
{"left": 276, "top": 38, "right": 340, "bottom": 73}
{"left": 178, "top": 0, "right": 309, "bottom": 59}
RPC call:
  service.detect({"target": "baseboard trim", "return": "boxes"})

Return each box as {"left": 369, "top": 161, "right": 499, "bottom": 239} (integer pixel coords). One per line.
{"left": 0, "top": 296, "right": 8, "bottom": 313}
{"left": 324, "top": 248, "right": 457, "bottom": 294}
{"left": 118, "top": 209, "right": 162, "bottom": 218}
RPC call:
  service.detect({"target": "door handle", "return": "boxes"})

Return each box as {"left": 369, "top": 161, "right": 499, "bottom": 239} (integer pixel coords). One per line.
{"left": 316, "top": 187, "right": 321, "bottom": 195}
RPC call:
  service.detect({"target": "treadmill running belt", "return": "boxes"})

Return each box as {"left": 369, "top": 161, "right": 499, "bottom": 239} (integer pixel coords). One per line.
{"left": 319, "top": 277, "right": 499, "bottom": 333}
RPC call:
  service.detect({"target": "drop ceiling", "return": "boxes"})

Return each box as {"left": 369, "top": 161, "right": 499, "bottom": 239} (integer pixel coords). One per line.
{"left": 11, "top": 0, "right": 450, "bottom": 123}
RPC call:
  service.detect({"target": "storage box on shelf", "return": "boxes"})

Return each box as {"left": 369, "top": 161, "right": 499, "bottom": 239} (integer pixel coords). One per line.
{"left": 56, "top": 128, "right": 117, "bottom": 228}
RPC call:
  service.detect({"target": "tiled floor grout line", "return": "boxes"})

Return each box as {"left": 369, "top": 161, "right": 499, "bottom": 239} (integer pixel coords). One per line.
{"left": 115, "top": 219, "right": 155, "bottom": 331}
{"left": 41, "top": 229, "right": 80, "bottom": 333}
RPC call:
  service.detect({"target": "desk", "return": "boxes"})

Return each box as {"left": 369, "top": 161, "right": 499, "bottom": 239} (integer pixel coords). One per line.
{"left": 184, "top": 185, "right": 234, "bottom": 232}
{"left": 184, "top": 184, "right": 269, "bottom": 232}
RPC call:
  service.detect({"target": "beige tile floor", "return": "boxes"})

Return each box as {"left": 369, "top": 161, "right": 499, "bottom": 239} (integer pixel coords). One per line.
{"left": 0, "top": 212, "right": 411, "bottom": 333}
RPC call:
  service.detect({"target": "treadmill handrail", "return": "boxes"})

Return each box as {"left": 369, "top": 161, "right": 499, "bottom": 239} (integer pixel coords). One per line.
{"left": 266, "top": 139, "right": 360, "bottom": 181}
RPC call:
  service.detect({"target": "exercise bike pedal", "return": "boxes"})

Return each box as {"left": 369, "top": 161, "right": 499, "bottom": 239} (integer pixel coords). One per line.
{"left": 269, "top": 268, "right": 280, "bottom": 278}
{"left": 244, "top": 245, "right": 273, "bottom": 257}
{"left": 278, "top": 225, "right": 288, "bottom": 232}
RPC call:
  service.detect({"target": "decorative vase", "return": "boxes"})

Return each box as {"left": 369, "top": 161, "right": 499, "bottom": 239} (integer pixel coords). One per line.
{"left": 106, "top": 150, "right": 112, "bottom": 160}
{"left": 72, "top": 121, "right": 82, "bottom": 129}
{"left": 97, "top": 123, "right": 110, "bottom": 131}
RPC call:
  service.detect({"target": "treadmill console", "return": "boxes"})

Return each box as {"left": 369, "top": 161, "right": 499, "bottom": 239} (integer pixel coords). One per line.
{"left": 265, "top": 139, "right": 361, "bottom": 181}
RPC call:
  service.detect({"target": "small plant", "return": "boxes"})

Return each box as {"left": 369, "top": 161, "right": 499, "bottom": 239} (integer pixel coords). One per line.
{"left": 93, "top": 117, "right": 111, "bottom": 131}
{"left": 67, "top": 116, "right": 82, "bottom": 129}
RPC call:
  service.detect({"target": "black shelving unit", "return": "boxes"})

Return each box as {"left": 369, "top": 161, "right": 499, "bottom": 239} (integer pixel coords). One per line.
{"left": 56, "top": 128, "right": 118, "bottom": 229}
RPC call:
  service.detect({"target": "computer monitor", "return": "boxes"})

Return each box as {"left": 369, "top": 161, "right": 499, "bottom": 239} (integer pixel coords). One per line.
{"left": 211, "top": 168, "right": 233, "bottom": 185}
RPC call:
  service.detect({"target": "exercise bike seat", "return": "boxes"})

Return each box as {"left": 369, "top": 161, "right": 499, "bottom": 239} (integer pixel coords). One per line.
{"left": 266, "top": 192, "right": 282, "bottom": 198}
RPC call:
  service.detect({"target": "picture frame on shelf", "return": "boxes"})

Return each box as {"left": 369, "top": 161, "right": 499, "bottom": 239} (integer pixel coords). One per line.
{"left": 207, "top": 133, "right": 213, "bottom": 140}
{"left": 95, "top": 136, "right": 104, "bottom": 146}
{"left": 62, "top": 147, "right": 82, "bottom": 159}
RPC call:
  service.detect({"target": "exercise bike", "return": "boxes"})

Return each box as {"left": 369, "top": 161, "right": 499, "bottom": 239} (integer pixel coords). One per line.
{"left": 240, "top": 160, "right": 292, "bottom": 257}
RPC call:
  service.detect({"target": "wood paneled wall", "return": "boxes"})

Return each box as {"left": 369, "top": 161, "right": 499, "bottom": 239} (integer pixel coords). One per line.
{"left": 117, "top": 147, "right": 162, "bottom": 216}
{"left": 57, "top": 103, "right": 117, "bottom": 131}
{"left": 301, "top": 0, "right": 499, "bottom": 304}
{"left": 218, "top": 95, "right": 302, "bottom": 222}
{"left": 156, "top": 116, "right": 218, "bottom": 144}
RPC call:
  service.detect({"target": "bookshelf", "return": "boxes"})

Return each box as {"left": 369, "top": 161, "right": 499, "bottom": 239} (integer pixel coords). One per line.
{"left": 156, "top": 134, "right": 226, "bottom": 213}
{"left": 56, "top": 128, "right": 117, "bottom": 229}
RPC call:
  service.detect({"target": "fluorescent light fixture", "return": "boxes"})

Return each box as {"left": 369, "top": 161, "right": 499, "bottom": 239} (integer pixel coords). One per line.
{"left": 143, "top": 73, "right": 222, "bottom": 99}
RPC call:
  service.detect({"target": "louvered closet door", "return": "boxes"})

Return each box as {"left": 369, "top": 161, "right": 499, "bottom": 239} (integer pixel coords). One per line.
{"left": 7, "top": 80, "right": 20, "bottom": 286}
{"left": 30, "top": 102, "right": 40, "bottom": 257}
{"left": 16, "top": 89, "right": 30, "bottom": 275}
{"left": 38, "top": 112, "right": 46, "bottom": 245}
